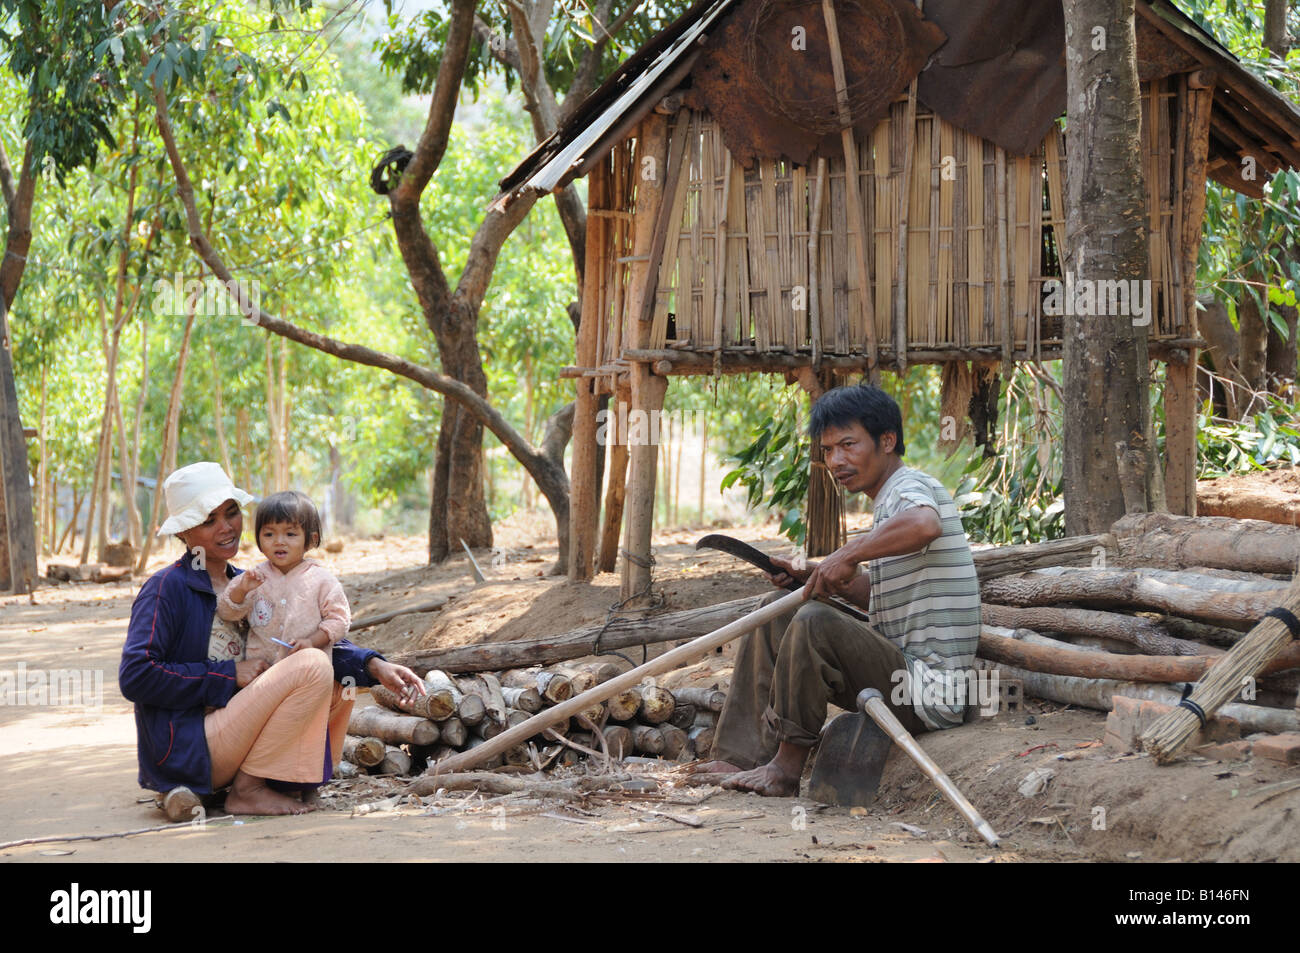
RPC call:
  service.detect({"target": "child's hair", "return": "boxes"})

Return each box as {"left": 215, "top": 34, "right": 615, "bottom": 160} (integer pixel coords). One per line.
{"left": 254, "top": 490, "right": 323, "bottom": 552}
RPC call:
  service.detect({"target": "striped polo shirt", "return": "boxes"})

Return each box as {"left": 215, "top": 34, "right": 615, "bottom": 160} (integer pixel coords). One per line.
{"left": 867, "top": 466, "right": 981, "bottom": 730}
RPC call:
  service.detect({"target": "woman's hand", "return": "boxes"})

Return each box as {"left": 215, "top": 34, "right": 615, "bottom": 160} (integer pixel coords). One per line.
{"left": 366, "top": 657, "right": 427, "bottom": 708}
{"left": 236, "top": 659, "right": 269, "bottom": 687}
{"left": 766, "top": 554, "right": 812, "bottom": 590}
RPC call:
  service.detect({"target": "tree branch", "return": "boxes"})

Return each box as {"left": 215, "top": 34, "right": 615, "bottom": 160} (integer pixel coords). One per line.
{"left": 149, "top": 69, "right": 569, "bottom": 517}
{"left": 0, "top": 137, "right": 16, "bottom": 210}
{"left": 391, "top": 0, "right": 479, "bottom": 203}
{"left": 0, "top": 140, "right": 36, "bottom": 310}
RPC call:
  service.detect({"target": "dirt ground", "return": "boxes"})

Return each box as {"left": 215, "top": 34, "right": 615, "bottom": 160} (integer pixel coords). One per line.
{"left": 2, "top": 512, "right": 1298, "bottom": 863}
{"left": 1197, "top": 465, "right": 1300, "bottom": 525}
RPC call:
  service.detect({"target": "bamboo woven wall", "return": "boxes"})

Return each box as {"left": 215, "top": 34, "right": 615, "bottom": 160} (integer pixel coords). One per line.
{"left": 582, "top": 77, "right": 1188, "bottom": 382}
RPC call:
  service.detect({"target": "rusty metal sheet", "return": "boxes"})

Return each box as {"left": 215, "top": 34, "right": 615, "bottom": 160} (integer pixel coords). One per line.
{"left": 686, "top": 0, "right": 945, "bottom": 168}
{"left": 915, "top": 0, "right": 1066, "bottom": 157}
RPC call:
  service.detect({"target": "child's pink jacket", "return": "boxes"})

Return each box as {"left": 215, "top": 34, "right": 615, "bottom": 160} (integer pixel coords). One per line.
{"left": 216, "top": 558, "right": 350, "bottom": 665}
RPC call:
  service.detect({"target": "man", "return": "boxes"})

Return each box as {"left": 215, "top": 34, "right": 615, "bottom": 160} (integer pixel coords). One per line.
{"left": 694, "top": 384, "right": 981, "bottom": 796}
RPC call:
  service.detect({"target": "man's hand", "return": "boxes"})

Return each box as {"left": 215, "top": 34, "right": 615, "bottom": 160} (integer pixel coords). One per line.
{"left": 235, "top": 658, "right": 268, "bottom": 688}
{"left": 366, "top": 657, "right": 427, "bottom": 708}
{"left": 805, "top": 546, "right": 860, "bottom": 600}
{"left": 766, "top": 554, "right": 812, "bottom": 590}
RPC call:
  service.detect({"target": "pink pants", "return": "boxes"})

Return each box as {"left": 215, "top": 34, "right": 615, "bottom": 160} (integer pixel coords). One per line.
{"left": 205, "top": 649, "right": 355, "bottom": 787}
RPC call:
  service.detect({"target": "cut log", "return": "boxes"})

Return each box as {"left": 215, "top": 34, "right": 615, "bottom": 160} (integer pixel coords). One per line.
{"left": 571, "top": 701, "right": 606, "bottom": 730}
{"left": 688, "top": 724, "right": 715, "bottom": 757}
{"left": 502, "top": 744, "right": 533, "bottom": 767}
{"left": 556, "top": 667, "right": 598, "bottom": 694}
{"left": 668, "top": 702, "right": 697, "bottom": 730}
{"left": 473, "top": 718, "right": 505, "bottom": 742}
{"left": 436, "top": 716, "right": 467, "bottom": 748}
{"left": 630, "top": 724, "right": 665, "bottom": 754}
{"left": 422, "top": 670, "right": 470, "bottom": 724}
{"left": 971, "top": 534, "right": 1116, "bottom": 579}
{"left": 978, "top": 627, "right": 1300, "bottom": 682}
{"left": 672, "top": 686, "right": 726, "bottom": 712}
{"left": 342, "top": 735, "right": 385, "bottom": 768}
{"left": 463, "top": 736, "right": 504, "bottom": 769}
{"left": 347, "top": 706, "right": 439, "bottom": 746}
{"left": 692, "top": 709, "right": 718, "bottom": 729}
{"left": 606, "top": 687, "right": 643, "bottom": 722}
{"left": 457, "top": 674, "right": 507, "bottom": 724}
{"left": 980, "top": 568, "right": 1286, "bottom": 625}
{"left": 393, "top": 594, "right": 770, "bottom": 674}
{"left": 976, "top": 660, "right": 1300, "bottom": 734}
{"left": 505, "top": 708, "right": 531, "bottom": 729}
{"left": 370, "top": 683, "right": 455, "bottom": 722}
{"left": 375, "top": 745, "right": 412, "bottom": 776}
{"left": 1111, "top": 512, "right": 1300, "bottom": 574}
{"left": 601, "top": 724, "right": 635, "bottom": 759}
{"left": 576, "top": 661, "right": 623, "bottom": 684}
{"left": 658, "top": 723, "right": 688, "bottom": 759}
{"left": 637, "top": 685, "right": 676, "bottom": 724}
{"left": 501, "top": 685, "right": 542, "bottom": 713}
{"left": 981, "top": 604, "right": 1216, "bottom": 656}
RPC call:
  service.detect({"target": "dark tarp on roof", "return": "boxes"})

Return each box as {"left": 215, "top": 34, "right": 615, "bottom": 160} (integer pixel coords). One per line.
{"left": 684, "top": 0, "right": 946, "bottom": 168}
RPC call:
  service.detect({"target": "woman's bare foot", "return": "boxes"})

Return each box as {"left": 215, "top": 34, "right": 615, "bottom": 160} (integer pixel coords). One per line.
{"left": 224, "top": 771, "right": 314, "bottom": 816}
{"left": 684, "top": 760, "right": 743, "bottom": 775}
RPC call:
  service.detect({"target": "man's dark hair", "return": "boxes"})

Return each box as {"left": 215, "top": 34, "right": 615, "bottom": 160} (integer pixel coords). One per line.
{"left": 808, "top": 385, "right": 906, "bottom": 457}
{"left": 255, "top": 490, "right": 324, "bottom": 551}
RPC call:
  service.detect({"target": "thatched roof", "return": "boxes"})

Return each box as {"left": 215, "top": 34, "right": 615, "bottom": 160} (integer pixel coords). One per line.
{"left": 501, "top": 0, "right": 1300, "bottom": 200}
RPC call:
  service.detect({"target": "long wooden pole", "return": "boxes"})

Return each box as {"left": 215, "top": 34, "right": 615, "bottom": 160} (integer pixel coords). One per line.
{"left": 428, "top": 589, "right": 807, "bottom": 774}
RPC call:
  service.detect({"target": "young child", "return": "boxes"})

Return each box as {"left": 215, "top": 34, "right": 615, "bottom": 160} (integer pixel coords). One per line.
{"left": 217, "top": 490, "right": 350, "bottom": 666}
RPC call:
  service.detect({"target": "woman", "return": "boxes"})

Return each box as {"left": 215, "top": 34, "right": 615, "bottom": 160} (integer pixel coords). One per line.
{"left": 119, "top": 462, "right": 426, "bottom": 818}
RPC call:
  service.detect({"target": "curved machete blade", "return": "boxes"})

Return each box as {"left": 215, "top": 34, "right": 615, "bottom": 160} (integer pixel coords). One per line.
{"left": 694, "top": 533, "right": 874, "bottom": 625}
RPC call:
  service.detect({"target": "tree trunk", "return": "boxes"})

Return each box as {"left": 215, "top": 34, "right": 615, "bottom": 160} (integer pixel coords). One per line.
{"left": 207, "top": 342, "right": 233, "bottom": 478}
{"left": 136, "top": 303, "right": 197, "bottom": 572}
{"left": 1061, "top": 0, "right": 1154, "bottom": 534}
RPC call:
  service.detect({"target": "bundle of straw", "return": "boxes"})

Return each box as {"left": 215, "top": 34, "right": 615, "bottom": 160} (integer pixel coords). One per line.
{"left": 1140, "top": 570, "right": 1300, "bottom": 763}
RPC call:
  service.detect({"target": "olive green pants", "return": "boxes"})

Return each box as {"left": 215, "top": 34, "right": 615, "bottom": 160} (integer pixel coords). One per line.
{"left": 710, "top": 592, "right": 928, "bottom": 769}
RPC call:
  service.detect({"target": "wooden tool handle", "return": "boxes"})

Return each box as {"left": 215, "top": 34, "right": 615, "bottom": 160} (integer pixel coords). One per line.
{"left": 857, "top": 689, "right": 1001, "bottom": 848}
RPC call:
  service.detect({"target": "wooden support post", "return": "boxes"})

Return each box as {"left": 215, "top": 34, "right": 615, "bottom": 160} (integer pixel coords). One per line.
{"left": 1166, "top": 75, "right": 1213, "bottom": 517}
{"left": 620, "top": 114, "right": 671, "bottom": 602}
{"left": 597, "top": 381, "right": 631, "bottom": 573}
{"left": 0, "top": 292, "right": 37, "bottom": 594}
{"left": 568, "top": 162, "right": 609, "bottom": 580}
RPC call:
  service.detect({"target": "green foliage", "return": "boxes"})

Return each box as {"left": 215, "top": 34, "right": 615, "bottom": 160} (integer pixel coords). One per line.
{"left": 720, "top": 395, "right": 810, "bottom": 544}
{"left": 1195, "top": 393, "right": 1300, "bottom": 477}
{"left": 954, "top": 367, "right": 1065, "bottom": 545}
{"left": 375, "top": 0, "right": 686, "bottom": 100}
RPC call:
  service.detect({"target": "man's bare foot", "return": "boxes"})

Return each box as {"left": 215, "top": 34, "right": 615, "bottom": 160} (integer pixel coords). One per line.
{"left": 684, "top": 760, "right": 743, "bottom": 775}
{"left": 721, "top": 762, "right": 801, "bottom": 797}
{"left": 719, "top": 742, "right": 810, "bottom": 797}
{"left": 224, "top": 772, "right": 314, "bottom": 816}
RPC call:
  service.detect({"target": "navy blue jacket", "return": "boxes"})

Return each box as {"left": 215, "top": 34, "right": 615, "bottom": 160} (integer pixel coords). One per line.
{"left": 119, "top": 552, "right": 382, "bottom": 794}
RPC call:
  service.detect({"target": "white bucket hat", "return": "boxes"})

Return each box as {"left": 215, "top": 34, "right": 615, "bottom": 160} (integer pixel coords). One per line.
{"left": 156, "top": 462, "right": 254, "bottom": 537}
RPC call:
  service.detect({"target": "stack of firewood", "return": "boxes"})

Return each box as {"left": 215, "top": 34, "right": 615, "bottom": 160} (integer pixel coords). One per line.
{"left": 339, "top": 662, "right": 726, "bottom": 779}
{"left": 973, "top": 513, "right": 1300, "bottom": 734}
